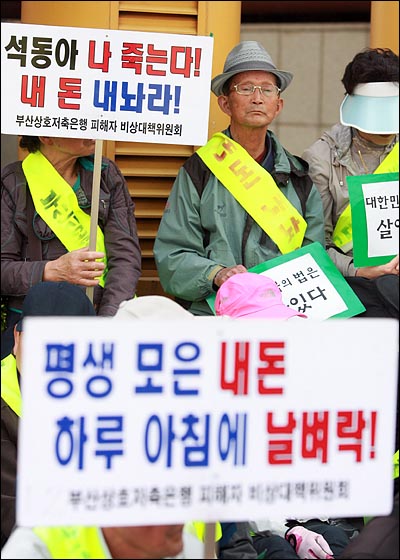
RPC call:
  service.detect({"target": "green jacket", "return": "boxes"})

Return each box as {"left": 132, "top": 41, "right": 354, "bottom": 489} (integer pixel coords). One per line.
{"left": 154, "top": 129, "right": 325, "bottom": 315}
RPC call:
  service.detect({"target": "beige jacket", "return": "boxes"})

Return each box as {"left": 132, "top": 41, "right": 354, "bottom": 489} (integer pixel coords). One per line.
{"left": 302, "top": 123, "right": 398, "bottom": 276}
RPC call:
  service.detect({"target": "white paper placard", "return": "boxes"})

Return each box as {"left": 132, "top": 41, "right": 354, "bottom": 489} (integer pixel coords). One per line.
{"left": 17, "top": 316, "right": 398, "bottom": 526}
{"left": 1, "top": 23, "right": 214, "bottom": 146}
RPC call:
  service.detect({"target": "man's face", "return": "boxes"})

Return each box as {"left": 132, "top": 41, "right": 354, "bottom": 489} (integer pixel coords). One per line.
{"left": 218, "top": 70, "right": 283, "bottom": 129}
{"left": 103, "top": 524, "right": 185, "bottom": 559}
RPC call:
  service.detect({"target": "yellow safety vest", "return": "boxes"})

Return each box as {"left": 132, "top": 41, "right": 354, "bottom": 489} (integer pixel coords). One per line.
{"left": 33, "top": 526, "right": 108, "bottom": 559}
{"left": 22, "top": 151, "right": 108, "bottom": 287}
{"left": 1, "top": 354, "right": 21, "bottom": 417}
{"left": 186, "top": 521, "right": 222, "bottom": 542}
{"left": 394, "top": 449, "right": 399, "bottom": 481}
{"left": 333, "top": 142, "right": 399, "bottom": 251}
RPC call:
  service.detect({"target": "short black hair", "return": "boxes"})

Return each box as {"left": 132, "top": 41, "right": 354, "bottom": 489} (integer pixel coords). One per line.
{"left": 341, "top": 47, "right": 399, "bottom": 95}
{"left": 19, "top": 136, "right": 41, "bottom": 153}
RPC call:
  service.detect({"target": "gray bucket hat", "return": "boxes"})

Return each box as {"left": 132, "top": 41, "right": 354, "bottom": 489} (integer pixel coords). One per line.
{"left": 211, "top": 41, "right": 293, "bottom": 96}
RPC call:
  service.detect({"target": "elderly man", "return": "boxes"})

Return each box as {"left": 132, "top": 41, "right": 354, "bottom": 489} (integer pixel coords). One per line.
{"left": 154, "top": 41, "right": 325, "bottom": 316}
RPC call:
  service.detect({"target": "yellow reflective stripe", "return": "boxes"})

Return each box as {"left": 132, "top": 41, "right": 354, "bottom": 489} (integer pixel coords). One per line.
{"left": 365, "top": 449, "right": 399, "bottom": 525}
{"left": 185, "top": 521, "right": 222, "bottom": 541}
{"left": 1, "top": 354, "right": 21, "bottom": 417}
{"left": 333, "top": 142, "right": 399, "bottom": 250}
{"left": 33, "top": 526, "right": 108, "bottom": 558}
{"left": 197, "top": 133, "right": 306, "bottom": 254}
{"left": 22, "top": 151, "right": 107, "bottom": 287}
{"left": 332, "top": 204, "right": 353, "bottom": 253}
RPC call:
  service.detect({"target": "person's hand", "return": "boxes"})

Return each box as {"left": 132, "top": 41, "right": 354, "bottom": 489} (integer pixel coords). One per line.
{"left": 355, "top": 255, "right": 399, "bottom": 279}
{"left": 213, "top": 265, "right": 247, "bottom": 288}
{"left": 43, "top": 247, "right": 106, "bottom": 286}
{"left": 286, "top": 526, "right": 334, "bottom": 559}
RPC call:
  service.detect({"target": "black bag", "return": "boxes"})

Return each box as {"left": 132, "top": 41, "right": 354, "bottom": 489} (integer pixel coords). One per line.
{"left": 339, "top": 492, "right": 399, "bottom": 559}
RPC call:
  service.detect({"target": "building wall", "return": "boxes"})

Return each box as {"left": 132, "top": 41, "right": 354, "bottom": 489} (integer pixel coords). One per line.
{"left": 241, "top": 22, "right": 370, "bottom": 156}
{"left": 0, "top": 19, "right": 372, "bottom": 175}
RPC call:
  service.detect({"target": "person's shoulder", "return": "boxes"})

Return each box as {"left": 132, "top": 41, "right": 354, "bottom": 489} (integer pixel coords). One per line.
{"left": 99, "top": 156, "right": 126, "bottom": 177}
{"left": 302, "top": 123, "right": 348, "bottom": 162}
{"left": 1, "top": 526, "right": 50, "bottom": 559}
{"left": 339, "top": 494, "right": 399, "bottom": 559}
{"left": 1, "top": 160, "right": 24, "bottom": 182}
{"left": 280, "top": 147, "right": 309, "bottom": 174}
{"left": 307, "top": 123, "right": 349, "bottom": 151}
{"left": 182, "top": 152, "right": 211, "bottom": 197}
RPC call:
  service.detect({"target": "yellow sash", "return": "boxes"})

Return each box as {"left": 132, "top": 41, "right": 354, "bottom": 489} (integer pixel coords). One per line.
{"left": 333, "top": 142, "right": 399, "bottom": 252}
{"left": 22, "top": 151, "right": 107, "bottom": 287}
{"left": 197, "top": 133, "right": 307, "bottom": 254}
{"left": 1, "top": 354, "right": 21, "bottom": 417}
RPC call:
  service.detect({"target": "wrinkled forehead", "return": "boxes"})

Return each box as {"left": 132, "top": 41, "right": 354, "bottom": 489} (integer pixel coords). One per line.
{"left": 230, "top": 70, "right": 279, "bottom": 85}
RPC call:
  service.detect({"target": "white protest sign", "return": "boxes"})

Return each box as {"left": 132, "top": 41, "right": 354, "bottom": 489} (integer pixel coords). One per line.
{"left": 17, "top": 316, "right": 398, "bottom": 527}
{"left": 1, "top": 23, "right": 213, "bottom": 146}
{"left": 257, "top": 254, "right": 348, "bottom": 319}
{"left": 364, "top": 180, "right": 399, "bottom": 257}
{"left": 207, "top": 243, "right": 365, "bottom": 318}
{"left": 347, "top": 173, "right": 399, "bottom": 267}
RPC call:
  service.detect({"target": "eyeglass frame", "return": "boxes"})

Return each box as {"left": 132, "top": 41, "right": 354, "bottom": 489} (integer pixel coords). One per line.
{"left": 231, "top": 83, "right": 281, "bottom": 98}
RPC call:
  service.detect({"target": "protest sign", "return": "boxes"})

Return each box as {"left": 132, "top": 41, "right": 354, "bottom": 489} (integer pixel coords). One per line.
{"left": 17, "top": 316, "right": 398, "bottom": 526}
{"left": 347, "top": 172, "right": 399, "bottom": 267}
{"left": 1, "top": 22, "right": 214, "bottom": 146}
{"left": 207, "top": 243, "right": 365, "bottom": 319}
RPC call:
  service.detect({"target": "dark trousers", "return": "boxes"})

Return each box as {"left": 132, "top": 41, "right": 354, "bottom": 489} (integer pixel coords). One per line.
{"left": 346, "top": 275, "right": 399, "bottom": 319}
{"left": 252, "top": 532, "right": 299, "bottom": 559}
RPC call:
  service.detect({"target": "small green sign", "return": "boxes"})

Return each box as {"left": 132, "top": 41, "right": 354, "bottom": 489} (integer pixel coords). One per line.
{"left": 207, "top": 242, "right": 365, "bottom": 319}
{"left": 347, "top": 172, "right": 399, "bottom": 267}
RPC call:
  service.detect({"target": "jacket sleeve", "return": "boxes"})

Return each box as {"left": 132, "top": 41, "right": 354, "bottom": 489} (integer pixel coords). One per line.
{"left": 95, "top": 161, "right": 142, "bottom": 316}
{"left": 217, "top": 522, "right": 258, "bottom": 559}
{"left": 302, "top": 142, "right": 356, "bottom": 277}
{"left": 153, "top": 167, "right": 223, "bottom": 302}
{"left": 302, "top": 182, "right": 326, "bottom": 248}
{"left": 1, "top": 165, "right": 47, "bottom": 297}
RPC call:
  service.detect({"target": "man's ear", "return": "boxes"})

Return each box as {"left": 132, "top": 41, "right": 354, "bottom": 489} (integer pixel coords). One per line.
{"left": 38, "top": 136, "right": 53, "bottom": 146}
{"left": 217, "top": 95, "right": 232, "bottom": 117}
{"left": 275, "top": 97, "right": 284, "bottom": 115}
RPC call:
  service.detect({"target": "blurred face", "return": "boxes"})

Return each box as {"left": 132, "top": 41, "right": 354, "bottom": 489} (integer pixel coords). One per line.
{"left": 218, "top": 70, "right": 283, "bottom": 129}
{"left": 39, "top": 136, "right": 96, "bottom": 157}
{"left": 102, "top": 524, "right": 185, "bottom": 559}
{"left": 357, "top": 130, "right": 397, "bottom": 146}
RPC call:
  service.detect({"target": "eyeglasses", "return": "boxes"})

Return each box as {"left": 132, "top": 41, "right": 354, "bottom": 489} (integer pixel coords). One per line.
{"left": 232, "top": 83, "right": 281, "bottom": 98}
